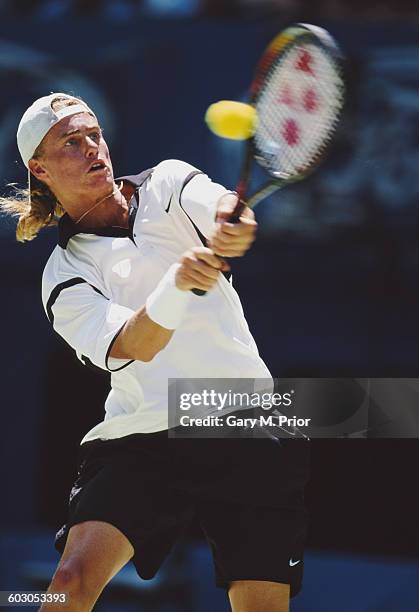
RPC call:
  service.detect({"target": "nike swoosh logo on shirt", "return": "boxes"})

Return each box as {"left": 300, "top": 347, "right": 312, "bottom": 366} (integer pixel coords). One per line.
{"left": 289, "top": 559, "right": 301, "bottom": 567}
{"left": 165, "top": 195, "right": 173, "bottom": 213}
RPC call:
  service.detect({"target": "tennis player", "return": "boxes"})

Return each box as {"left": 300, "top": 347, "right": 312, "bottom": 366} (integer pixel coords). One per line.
{"left": 4, "top": 93, "right": 310, "bottom": 612}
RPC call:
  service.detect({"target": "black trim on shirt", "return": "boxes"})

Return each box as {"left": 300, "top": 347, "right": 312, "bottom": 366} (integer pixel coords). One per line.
{"left": 46, "top": 277, "right": 105, "bottom": 325}
{"left": 128, "top": 188, "right": 139, "bottom": 243}
{"left": 179, "top": 170, "right": 204, "bottom": 205}
{"left": 105, "top": 323, "right": 135, "bottom": 372}
{"left": 46, "top": 278, "right": 133, "bottom": 373}
{"left": 57, "top": 210, "right": 130, "bottom": 249}
{"left": 57, "top": 168, "right": 154, "bottom": 249}
{"left": 178, "top": 170, "right": 232, "bottom": 282}
{"left": 178, "top": 171, "right": 208, "bottom": 247}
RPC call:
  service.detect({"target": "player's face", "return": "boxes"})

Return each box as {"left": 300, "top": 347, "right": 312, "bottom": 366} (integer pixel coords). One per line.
{"left": 30, "top": 112, "right": 115, "bottom": 207}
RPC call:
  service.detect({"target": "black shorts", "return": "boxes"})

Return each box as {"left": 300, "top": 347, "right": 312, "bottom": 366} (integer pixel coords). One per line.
{"left": 55, "top": 431, "right": 310, "bottom": 598}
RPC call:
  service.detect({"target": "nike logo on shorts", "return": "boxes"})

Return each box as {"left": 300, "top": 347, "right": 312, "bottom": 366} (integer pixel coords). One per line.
{"left": 289, "top": 559, "right": 301, "bottom": 567}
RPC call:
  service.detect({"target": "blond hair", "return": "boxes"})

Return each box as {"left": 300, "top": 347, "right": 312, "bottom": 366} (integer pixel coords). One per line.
{"left": 0, "top": 95, "right": 83, "bottom": 242}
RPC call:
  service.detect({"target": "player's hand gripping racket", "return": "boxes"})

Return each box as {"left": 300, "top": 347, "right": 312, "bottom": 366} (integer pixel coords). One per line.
{"left": 192, "top": 23, "right": 345, "bottom": 296}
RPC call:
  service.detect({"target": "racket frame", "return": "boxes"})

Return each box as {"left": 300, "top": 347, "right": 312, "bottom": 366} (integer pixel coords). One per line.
{"left": 237, "top": 22, "right": 345, "bottom": 210}
{"left": 193, "top": 23, "right": 345, "bottom": 296}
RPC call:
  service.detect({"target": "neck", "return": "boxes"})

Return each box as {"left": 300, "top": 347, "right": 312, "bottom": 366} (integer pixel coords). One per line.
{"left": 66, "top": 182, "right": 129, "bottom": 229}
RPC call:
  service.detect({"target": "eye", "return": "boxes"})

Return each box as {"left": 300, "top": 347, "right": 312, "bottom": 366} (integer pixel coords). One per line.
{"left": 64, "top": 138, "right": 77, "bottom": 147}
{"left": 89, "top": 130, "right": 101, "bottom": 142}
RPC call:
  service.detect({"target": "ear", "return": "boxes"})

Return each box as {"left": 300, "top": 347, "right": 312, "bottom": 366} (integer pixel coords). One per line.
{"left": 28, "top": 158, "right": 50, "bottom": 184}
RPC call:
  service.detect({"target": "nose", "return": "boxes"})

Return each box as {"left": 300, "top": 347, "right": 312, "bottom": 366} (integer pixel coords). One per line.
{"left": 85, "top": 135, "right": 99, "bottom": 157}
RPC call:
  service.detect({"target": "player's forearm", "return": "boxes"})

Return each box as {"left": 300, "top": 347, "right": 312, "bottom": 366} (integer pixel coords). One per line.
{"left": 110, "top": 264, "right": 191, "bottom": 363}
{"left": 111, "top": 306, "right": 174, "bottom": 362}
{"left": 110, "top": 251, "right": 224, "bottom": 362}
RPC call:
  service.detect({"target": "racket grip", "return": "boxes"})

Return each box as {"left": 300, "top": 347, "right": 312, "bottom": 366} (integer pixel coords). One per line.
{"left": 191, "top": 192, "right": 246, "bottom": 296}
{"left": 228, "top": 190, "right": 247, "bottom": 223}
{"left": 191, "top": 258, "right": 226, "bottom": 296}
{"left": 191, "top": 288, "right": 207, "bottom": 296}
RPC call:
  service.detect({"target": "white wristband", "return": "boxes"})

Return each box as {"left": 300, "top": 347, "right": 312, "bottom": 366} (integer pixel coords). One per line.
{"left": 146, "top": 264, "right": 191, "bottom": 329}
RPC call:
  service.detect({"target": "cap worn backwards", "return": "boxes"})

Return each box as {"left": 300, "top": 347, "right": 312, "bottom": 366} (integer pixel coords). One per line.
{"left": 16, "top": 92, "right": 96, "bottom": 169}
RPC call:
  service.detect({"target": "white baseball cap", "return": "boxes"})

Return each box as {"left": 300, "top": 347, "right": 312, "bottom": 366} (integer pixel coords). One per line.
{"left": 17, "top": 92, "right": 96, "bottom": 169}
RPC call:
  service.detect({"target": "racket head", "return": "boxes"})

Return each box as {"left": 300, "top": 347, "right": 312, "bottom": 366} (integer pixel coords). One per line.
{"left": 249, "top": 23, "right": 345, "bottom": 184}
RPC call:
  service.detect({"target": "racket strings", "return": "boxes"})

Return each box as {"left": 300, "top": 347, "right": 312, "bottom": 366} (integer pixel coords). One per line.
{"left": 254, "top": 42, "right": 344, "bottom": 178}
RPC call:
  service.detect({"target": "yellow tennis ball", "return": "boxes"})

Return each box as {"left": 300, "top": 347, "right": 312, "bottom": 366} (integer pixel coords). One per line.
{"left": 205, "top": 101, "right": 257, "bottom": 140}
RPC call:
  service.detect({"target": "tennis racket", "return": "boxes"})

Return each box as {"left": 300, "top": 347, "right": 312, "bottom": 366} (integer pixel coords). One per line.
{"left": 193, "top": 22, "right": 345, "bottom": 296}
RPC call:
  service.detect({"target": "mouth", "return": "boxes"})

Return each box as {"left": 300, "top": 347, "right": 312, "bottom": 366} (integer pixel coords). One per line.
{"left": 88, "top": 160, "right": 107, "bottom": 173}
